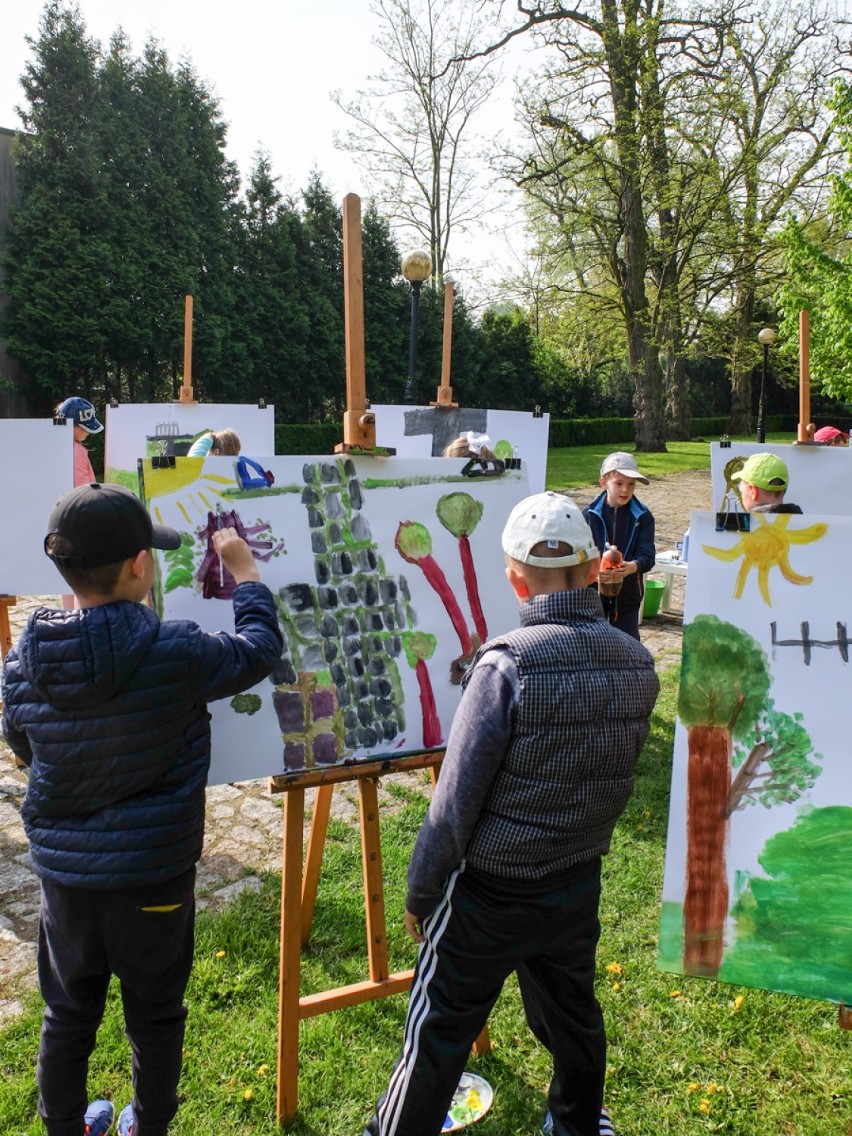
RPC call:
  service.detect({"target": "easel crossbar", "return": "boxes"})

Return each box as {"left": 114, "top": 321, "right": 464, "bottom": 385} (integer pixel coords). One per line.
{"left": 299, "top": 970, "right": 415, "bottom": 1019}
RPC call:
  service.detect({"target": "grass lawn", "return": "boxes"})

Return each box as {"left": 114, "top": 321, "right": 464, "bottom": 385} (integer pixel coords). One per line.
{"left": 1, "top": 670, "right": 849, "bottom": 1134}
{"left": 545, "top": 434, "right": 797, "bottom": 491}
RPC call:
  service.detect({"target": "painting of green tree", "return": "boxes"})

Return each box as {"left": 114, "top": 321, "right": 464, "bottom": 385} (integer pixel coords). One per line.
{"left": 722, "top": 806, "right": 852, "bottom": 1003}
{"left": 669, "top": 614, "right": 822, "bottom": 979}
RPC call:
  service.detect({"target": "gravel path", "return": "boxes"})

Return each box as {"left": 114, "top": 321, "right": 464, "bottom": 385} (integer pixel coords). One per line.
{"left": 0, "top": 469, "right": 711, "bottom": 1026}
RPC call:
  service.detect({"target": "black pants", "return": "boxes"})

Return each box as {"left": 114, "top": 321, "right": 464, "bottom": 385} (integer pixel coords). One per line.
{"left": 601, "top": 600, "right": 641, "bottom": 641}
{"left": 36, "top": 868, "right": 196, "bottom": 1136}
{"left": 365, "top": 858, "right": 605, "bottom": 1136}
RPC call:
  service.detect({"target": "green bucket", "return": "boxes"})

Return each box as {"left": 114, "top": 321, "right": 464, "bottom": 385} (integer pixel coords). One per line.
{"left": 643, "top": 578, "right": 665, "bottom": 618}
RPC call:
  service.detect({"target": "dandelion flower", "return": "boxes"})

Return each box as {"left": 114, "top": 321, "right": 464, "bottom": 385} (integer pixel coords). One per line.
{"left": 215, "top": 950, "right": 226, "bottom": 959}
{"left": 606, "top": 962, "right": 623, "bottom": 975}
{"left": 670, "top": 990, "right": 681, "bottom": 998}
{"left": 707, "top": 1082, "right": 718, "bottom": 1093}
{"left": 258, "top": 1064, "right": 269, "bottom": 1077}
{"left": 699, "top": 1099, "right": 711, "bottom": 1114}
{"left": 612, "top": 981, "right": 621, "bottom": 992}
{"left": 732, "top": 995, "right": 744, "bottom": 1011}
{"left": 687, "top": 1082, "right": 700, "bottom": 1095}
{"left": 243, "top": 1089, "right": 253, "bottom": 1101}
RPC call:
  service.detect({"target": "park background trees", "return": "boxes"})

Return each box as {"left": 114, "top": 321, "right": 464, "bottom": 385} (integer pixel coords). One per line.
{"left": 480, "top": 0, "right": 846, "bottom": 449}
{"left": 1, "top": 0, "right": 850, "bottom": 436}
{"left": 1, "top": 1, "right": 587, "bottom": 422}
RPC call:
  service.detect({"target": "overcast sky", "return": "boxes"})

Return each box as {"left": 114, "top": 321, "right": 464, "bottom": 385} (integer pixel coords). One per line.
{"left": 0, "top": 1, "right": 390, "bottom": 194}
{"left": 0, "top": 0, "right": 531, "bottom": 294}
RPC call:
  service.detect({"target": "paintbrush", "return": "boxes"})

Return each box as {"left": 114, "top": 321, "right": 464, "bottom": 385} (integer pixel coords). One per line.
{"left": 216, "top": 503, "right": 224, "bottom": 586}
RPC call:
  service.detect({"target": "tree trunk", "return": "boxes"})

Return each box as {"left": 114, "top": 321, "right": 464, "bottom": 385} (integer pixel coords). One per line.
{"left": 684, "top": 724, "right": 731, "bottom": 977}
{"left": 631, "top": 334, "right": 668, "bottom": 451}
{"left": 728, "top": 312, "right": 754, "bottom": 436}
{"left": 602, "top": 0, "right": 668, "bottom": 452}
{"left": 664, "top": 347, "right": 691, "bottom": 441}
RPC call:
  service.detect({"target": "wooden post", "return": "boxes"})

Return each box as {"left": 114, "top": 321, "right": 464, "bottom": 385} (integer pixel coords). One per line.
{"left": 179, "top": 295, "right": 195, "bottom": 404}
{"left": 432, "top": 279, "right": 458, "bottom": 408}
{"left": 798, "top": 310, "right": 814, "bottom": 442}
{"left": 336, "top": 194, "right": 376, "bottom": 452}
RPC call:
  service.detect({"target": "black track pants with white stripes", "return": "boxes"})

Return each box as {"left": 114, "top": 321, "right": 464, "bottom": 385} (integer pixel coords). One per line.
{"left": 364, "top": 857, "right": 606, "bottom": 1136}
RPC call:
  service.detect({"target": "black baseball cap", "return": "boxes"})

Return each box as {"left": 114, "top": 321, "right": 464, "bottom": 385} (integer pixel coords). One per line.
{"left": 44, "top": 483, "right": 181, "bottom": 569}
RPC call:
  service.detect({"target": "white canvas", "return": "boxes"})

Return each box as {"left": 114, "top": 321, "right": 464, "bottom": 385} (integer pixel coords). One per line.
{"left": 105, "top": 402, "right": 275, "bottom": 490}
{"left": 659, "top": 507, "right": 852, "bottom": 1003}
{"left": 372, "top": 404, "right": 550, "bottom": 493}
{"left": 710, "top": 440, "right": 852, "bottom": 516}
{"left": 140, "top": 453, "right": 533, "bottom": 784}
{"left": 0, "top": 418, "right": 75, "bottom": 593}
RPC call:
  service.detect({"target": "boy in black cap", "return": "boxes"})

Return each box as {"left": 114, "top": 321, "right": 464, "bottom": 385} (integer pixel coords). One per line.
{"left": 1, "top": 483, "right": 283, "bottom": 1136}
{"left": 363, "top": 492, "right": 659, "bottom": 1136}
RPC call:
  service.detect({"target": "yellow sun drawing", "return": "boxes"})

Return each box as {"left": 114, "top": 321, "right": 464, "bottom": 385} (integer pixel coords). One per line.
{"left": 702, "top": 514, "right": 828, "bottom": 606}
{"left": 140, "top": 458, "right": 236, "bottom": 527}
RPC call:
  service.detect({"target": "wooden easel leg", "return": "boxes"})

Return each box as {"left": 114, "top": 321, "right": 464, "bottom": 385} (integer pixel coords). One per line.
{"left": 277, "top": 788, "right": 305, "bottom": 1127}
{"left": 0, "top": 596, "right": 16, "bottom": 660}
{"left": 301, "top": 784, "right": 333, "bottom": 945}
{"left": 472, "top": 1025, "right": 491, "bottom": 1055}
{"left": 359, "top": 777, "right": 390, "bottom": 982}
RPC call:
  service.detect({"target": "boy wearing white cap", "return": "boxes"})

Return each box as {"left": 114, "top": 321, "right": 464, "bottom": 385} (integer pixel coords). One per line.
{"left": 583, "top": 452, "right": 655, "bottom": 641}
{"left": 364, "top": 492, "right": 659, "bottom": 1136}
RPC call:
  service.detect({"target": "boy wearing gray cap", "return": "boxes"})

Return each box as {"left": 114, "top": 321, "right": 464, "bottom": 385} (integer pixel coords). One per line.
{"left": 2, "top": 483, "right": 283, "bottom": 1136}
{"left": 583, "top": 452, "right": 656, "bottom": 641}
{"left": 363, "top": 491, "right": 659, "bottom": 1136}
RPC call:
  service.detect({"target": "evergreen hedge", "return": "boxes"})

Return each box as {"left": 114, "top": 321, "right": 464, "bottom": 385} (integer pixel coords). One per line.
{"left": 270, "top": 412, "right": 851, "bottom": 456}
{"left": 275, "top": 423, "right": 343, "bottom": 454}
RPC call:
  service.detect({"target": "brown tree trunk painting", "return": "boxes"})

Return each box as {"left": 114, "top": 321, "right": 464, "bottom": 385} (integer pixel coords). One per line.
{"left": 684, "top": 725, "right": 732, "bottom": 977}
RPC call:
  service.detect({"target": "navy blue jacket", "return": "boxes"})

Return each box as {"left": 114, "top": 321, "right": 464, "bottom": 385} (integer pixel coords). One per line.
{"left": 1, "top": 583, "right": 282, "bottom": 889}
{"left": 583, "top": 492, "right": 656, "bottom": 616}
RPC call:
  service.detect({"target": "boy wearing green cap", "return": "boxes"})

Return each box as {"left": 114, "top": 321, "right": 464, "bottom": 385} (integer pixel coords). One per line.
{"left": 730, "top": 452, "right": 802, "bottom": 514}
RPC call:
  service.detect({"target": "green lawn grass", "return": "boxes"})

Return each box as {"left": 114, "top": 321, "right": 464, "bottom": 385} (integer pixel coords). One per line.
{"left": 544, "top": 434, "right": 797, "bottom": 492}
{"left": 1, "top": 668, "right": 849, "bottom": 1135}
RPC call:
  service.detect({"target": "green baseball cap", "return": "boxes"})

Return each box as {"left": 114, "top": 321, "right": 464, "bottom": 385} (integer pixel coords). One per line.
{"left": 731, "top": 452, "right": 789, "bottom": 491}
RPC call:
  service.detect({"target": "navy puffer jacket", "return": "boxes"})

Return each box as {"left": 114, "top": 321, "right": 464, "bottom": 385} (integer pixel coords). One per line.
{"left": 1, "top": 583, "right": 282, "bottom": 889}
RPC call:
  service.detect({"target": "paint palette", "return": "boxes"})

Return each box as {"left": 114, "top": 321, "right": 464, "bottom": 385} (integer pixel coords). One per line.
{"left": 442, "top": 1071, "right": 493, "bottom": 1131}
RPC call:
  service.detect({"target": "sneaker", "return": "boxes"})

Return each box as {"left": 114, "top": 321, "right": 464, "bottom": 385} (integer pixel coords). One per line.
{"left": 117, "top": 1104, "right": 135, "bottom": 1136}
{"left": 83, "top": 1100, "right": 114, "bottom": 1136}
{"left": 542, "top": 1107, "right": 615, "bottom": 1136}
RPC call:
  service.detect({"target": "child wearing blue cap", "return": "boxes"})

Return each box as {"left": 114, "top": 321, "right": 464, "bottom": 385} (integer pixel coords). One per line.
{"left": 55, "top": 397, "right": 105, "bottom": 610}
{"left": 55, "top": 396, "right": 104, "bottom": 486}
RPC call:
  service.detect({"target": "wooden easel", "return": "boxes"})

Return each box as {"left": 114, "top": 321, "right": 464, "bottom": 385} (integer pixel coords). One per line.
{"left": 431, "top": 278, "right": 459, "bottom": 408}
{"left": 0, "top": 595, "right": 15, "bottom": 660}
{"left": 178, "top": 295, "right": 197, "bottom": 405}
{"left": 270, "top": 194, "right": 488, "bottom": 1127}
{"left": 335, "top": 194, "right": 379, "bottom": 453}
{"left": 271, "top": 752, "right": 441, "bottom": 1124}
{"left": 796, "top": 309, "right": 815, "bottom": 443}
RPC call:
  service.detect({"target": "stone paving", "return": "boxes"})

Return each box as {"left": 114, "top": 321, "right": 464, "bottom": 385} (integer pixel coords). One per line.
{"left": 0, "top": 470, "right": 709, "bottom": 1027}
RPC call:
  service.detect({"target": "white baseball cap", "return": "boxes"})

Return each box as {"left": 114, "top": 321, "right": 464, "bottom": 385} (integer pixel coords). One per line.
{"left": 502, "top": 492, "right": 598, "bottom": 568}
{"left": 600, "top": 451, "right": 649, "bottom": 484}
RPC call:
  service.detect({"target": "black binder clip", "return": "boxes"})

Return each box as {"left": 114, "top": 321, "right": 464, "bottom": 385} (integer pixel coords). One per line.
{"left": 461, "top": 457, "right": 505, "bottom": 478}
{"left": 716, "top": 493, "right": 749, "bottom": 532}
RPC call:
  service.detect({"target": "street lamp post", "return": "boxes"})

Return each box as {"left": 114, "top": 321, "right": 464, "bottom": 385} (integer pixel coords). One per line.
{"left": 756, "top": 327, "right": 777, "bottom": 444}
{"left": 401, "top": 249, "right": 432, "bottom": 404}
